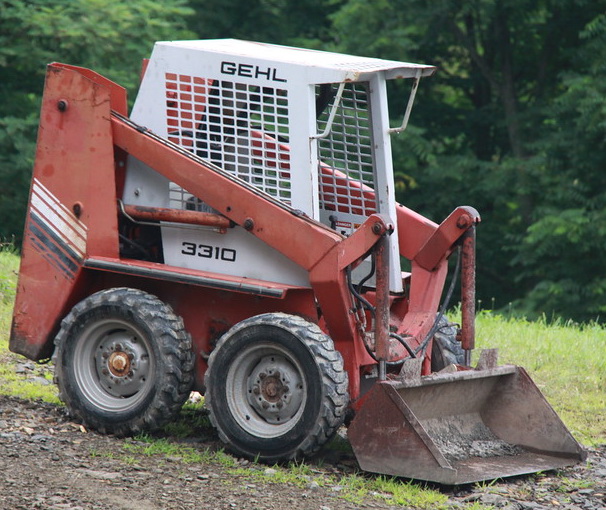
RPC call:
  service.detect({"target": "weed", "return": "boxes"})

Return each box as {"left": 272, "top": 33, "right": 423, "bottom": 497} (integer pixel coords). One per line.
{"left": 554, "top": 476, "right": 593, "bottom": 492}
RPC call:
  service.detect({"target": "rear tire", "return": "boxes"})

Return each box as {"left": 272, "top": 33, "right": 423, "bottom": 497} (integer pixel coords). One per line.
{"left": 54, "top": 288, "right": 194, "bottom": 435}
{"left": 431, "top": 317, "right": 465, "bottom": 371}
{"left": 205, "top": 313, "right": 349, "bottom": 462}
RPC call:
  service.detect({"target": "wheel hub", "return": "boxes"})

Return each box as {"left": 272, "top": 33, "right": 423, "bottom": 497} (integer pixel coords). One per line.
{"left": 246, "top": 355, "right": 304, "bottom": 424}
{"left": 259, "top": 371, "right": 287, "bottom": 403}
{"left": 108, "top": 351, "right": 131, "bottom": 376}
{"left": 95, "top": 333, "right": 151, "bottom": 398}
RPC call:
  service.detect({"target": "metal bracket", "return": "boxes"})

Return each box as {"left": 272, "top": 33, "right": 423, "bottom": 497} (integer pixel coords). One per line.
{"left": 310, "top": 82, "right": 346, "bottom": 140}
{"left": 388, "top": 69, "right": 422, "bottom": 134}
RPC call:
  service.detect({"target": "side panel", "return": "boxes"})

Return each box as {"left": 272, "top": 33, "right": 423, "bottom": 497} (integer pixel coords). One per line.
{"left": 123, "top": 44, "right": 315, "bottom": 287}
{"left": 10, "top": 65, "right": 122, "bottom": 359}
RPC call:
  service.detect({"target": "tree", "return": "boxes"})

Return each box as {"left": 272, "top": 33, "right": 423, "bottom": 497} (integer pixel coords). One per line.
{"left": 186, "top": 0, "right": 341, "bottom": 48}
{"left": 0, "top": 0, "right": 194, "bottom": 243}
{"left": 330, "top": 0, "right": 606, "bottom": 321}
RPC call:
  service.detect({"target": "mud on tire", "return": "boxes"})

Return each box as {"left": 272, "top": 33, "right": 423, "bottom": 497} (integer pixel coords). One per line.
{"left": 53, "top": 288, "right": 194, "bottom": 436}
{"left": 205, "top": 313, "right": 349, "bottom": 463}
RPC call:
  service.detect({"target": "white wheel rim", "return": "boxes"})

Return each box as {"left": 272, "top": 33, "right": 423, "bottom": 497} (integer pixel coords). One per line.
{"left": 226, "top": 342, "right": 307, "bottom": 438}
{"left": 72, "top": 318, "right": 155, "bottom": 413}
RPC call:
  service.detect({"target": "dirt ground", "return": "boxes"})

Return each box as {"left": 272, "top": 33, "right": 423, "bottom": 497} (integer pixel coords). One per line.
{"left": 1, "top": 392, "right": 605, "bottom": 510}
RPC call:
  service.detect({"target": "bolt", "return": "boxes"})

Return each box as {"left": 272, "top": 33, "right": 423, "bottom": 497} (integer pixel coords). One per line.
{"left": 72, "top": 202, "right": 83, "bottom": 218}
{"left": 243, "top": 218, "right": 254, "bottom": 231}
{"left": 102, "top": 368, "right": 109, "bottom": 375}
{"left": 252, "top": 385, "right": 260, "bottom": 395}
{"left": 372, "top": 222, "right": 383, "bottom": 235}
{"left": 57, "top": 100, "right": 68, "bottom": 112}
{"left": 259, "top": 372, "right": 267, "bottom": 380}
{"left": 101, "top": 352, "right": 109, "bottom": 359}
{"left": 456, "top": 214, "right": 472, "bottom": 229}
{"left": 261, "top": 401, "right": 270, "bottom": 409}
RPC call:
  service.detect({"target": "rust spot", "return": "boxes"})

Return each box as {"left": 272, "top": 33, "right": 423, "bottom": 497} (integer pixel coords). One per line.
{"left": 42, "top": 164, "right": 55, "bottom": 177}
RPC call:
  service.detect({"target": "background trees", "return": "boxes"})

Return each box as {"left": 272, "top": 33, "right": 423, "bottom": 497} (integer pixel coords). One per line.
{"left": 1, "top": 0, "right": 604, "bottom": 322}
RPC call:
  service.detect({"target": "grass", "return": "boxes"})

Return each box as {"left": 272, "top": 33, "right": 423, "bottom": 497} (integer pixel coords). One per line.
{"left": 0, "top": 246, "right": 61, "bottom": 403}
{"left": 474, "top": 311, "right": 606, "bottom": 445}
{"left": 1, "top": 245, "right": 604, "bottom": 509}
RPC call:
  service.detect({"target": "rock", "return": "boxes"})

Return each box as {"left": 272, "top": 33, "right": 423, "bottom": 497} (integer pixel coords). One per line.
{"left": 482, "top": 493, "right": 506, "bottom": 505}
{"left": 578, "top": 489, "right": 594, "bottom": 495}
{"left": 31, "top": 376, "right": 51, "bottom": 386}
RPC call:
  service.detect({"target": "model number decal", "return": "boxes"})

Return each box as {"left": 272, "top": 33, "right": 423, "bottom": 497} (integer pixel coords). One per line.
{"left": 181, "top": 242, "right": 237, "bottom": 262}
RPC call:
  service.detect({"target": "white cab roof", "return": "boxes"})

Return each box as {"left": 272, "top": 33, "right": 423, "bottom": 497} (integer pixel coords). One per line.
{"left": 158, "top": 39, "right": 436, "bottom": 82}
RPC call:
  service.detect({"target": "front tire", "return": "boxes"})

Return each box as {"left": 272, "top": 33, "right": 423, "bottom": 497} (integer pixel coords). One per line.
{"left": 431, "top": 316, "right": 465, "bottom": 371}
{"left": 54, "top": 288, "right": 194, "bottom": 435}
{"left": 205, "top": 313, "right": 349, "bottom": 462}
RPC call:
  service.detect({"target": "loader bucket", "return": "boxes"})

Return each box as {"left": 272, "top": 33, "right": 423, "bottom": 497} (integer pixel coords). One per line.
{"left": 348, "top": 363, "right": 586, "bottom": 485}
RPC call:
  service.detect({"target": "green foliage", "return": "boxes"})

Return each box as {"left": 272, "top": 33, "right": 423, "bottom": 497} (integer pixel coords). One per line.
{"left": 331, "top": 0, "right": 606, "bottom": 322}
{"left": 1, "top": 0, "right": 605, "bottom": 321}
{"left": 0, "top": 0, "right": 194, "bottom": 243}
{"left": 186, "top": 0, "right": 341, "bottom": 48}
{"left": 0, "top": 243, "right": 19, "bottom": 305}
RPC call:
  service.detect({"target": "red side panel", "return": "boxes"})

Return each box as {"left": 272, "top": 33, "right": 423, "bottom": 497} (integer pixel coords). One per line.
{"left": 10, "top": 64, "right": 124, "bottom": 359}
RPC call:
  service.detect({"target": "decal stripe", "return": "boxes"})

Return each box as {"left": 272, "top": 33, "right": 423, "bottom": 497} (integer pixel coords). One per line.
{"left": 29, "top": 212, "right": 80, "bottom": 278}
{"left": 31, "top": 179, "right": 87, "bottom": 257}
{"left": 33, "top": 178, "right": 87, "bottom": 238}
{"left": 28, "top": 232, "right": 74, "bottom": 281}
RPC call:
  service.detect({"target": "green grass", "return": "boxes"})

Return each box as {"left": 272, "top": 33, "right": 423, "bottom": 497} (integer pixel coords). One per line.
{"left": 474, "top": 311, "right": 606, "bottom": 445}
{"left": 0, "top": 247, "right": 604, "bottom": 509}
{"left": 0, "top": 246, "right": 61, "bottom": 403}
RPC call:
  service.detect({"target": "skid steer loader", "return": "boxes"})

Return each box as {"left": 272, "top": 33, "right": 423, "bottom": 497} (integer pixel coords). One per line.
{"left": 10, "top": 39, "right": 585, "bottom": 484}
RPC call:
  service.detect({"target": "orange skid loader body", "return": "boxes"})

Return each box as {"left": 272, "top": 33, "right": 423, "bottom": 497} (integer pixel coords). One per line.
{"left": 10, "top": 49, "right": 585, "bottom": 484}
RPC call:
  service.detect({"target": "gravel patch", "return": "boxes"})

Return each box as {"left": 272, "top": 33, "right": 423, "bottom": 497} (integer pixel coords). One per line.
{"left": 0, "top": 390, "right": 604, "bottom": 509}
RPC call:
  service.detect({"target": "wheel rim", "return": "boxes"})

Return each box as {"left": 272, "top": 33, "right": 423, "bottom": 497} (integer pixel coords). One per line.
{"left": 72, "top": 318, "right": 155, "bottom": 413}
{"left": 226, "top": 342, "right": 306, "bottom": 438}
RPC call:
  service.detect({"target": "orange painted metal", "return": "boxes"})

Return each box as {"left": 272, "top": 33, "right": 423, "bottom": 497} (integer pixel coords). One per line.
{"left": 10, "top": 64, "right": 120, "bottom": 359}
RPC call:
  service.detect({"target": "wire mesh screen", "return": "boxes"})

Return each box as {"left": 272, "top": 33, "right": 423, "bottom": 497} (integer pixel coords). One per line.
{"left": 317, "top": 82, "right": 377, "bottom": 218}
{"left": 165, "top": 73, "right": 292, "bottom": 209}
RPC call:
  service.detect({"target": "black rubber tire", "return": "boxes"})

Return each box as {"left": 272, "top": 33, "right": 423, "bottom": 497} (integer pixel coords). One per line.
{"left": 431, "top": 316, "right": 465, "bottom": 372}
{"left": 205, "top": 313, "right": 349, "bottom": 462}
{"left": 53, "top": 288, "right": 194, "bottom": 436}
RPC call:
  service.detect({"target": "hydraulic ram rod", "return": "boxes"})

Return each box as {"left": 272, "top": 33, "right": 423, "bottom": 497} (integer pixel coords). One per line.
{"left": 460, "top": 226, "right": 476, "bottom": 365}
